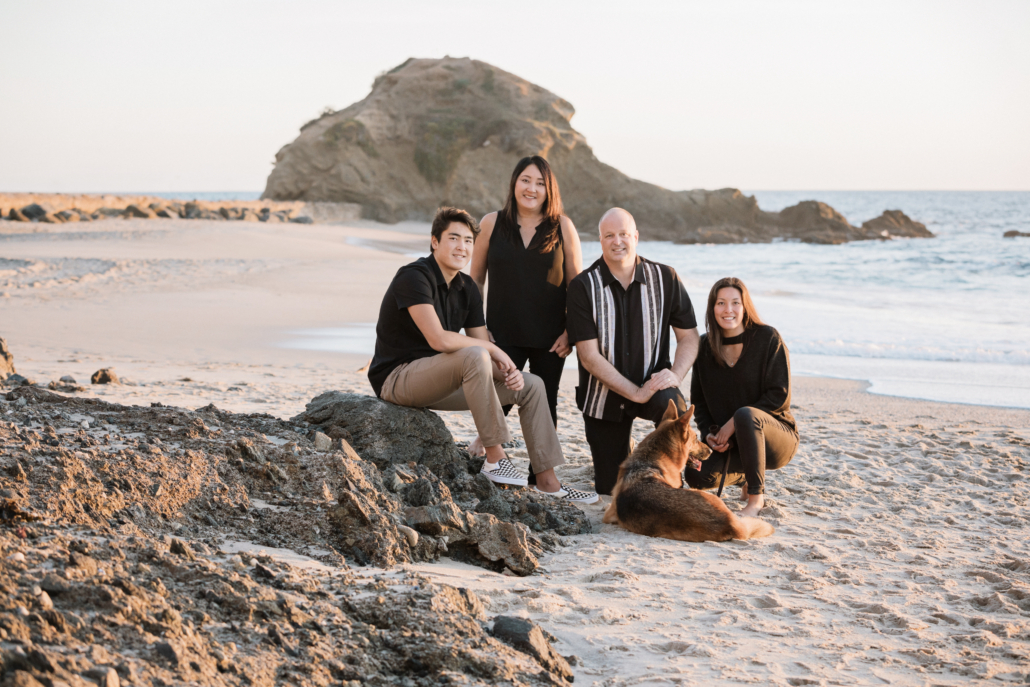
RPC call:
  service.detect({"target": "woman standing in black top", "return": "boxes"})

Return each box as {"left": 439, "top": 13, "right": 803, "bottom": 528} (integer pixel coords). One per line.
{"left": 469, "top": 156, "right": 583, "bottom": 470}
{"left": 685, "top": 277, "right": 799, "bottom": 517}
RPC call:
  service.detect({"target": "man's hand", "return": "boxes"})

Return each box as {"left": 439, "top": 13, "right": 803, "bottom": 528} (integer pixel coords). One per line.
{"left": 549, "top": 330, "right": 572, "bottom": 358}
{"left": 490, "top": 348, "right": 524, "bottom": 390}
{"left": 706, "top": 417, "right": 735, "bottom": 453}
{"left": 630, "top": 384, "right": 657, "bottom": 404}
{"left": 646, "top": 368, "right": 681, "bottom": 392}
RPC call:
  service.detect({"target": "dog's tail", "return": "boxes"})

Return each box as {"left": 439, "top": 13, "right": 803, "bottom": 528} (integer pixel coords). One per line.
{"left": 734, "top": 516, "right": 775, "bottom": 540}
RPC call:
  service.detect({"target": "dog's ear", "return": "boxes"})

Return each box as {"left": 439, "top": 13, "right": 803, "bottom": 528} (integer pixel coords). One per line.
{"left": 676, "top": 404, "right": 695, "bottom": 436}
{"left": 661, "top": 399, "right": 679, "bottom": 423}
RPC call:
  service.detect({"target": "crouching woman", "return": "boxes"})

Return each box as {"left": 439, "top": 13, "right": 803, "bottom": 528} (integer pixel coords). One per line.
{"left": 685, "top": 277, "right": 798, "bottom": 517}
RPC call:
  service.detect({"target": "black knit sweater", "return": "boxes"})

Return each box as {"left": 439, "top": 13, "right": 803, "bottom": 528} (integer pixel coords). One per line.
{"left": 690, "top": 324, "right": 797, "bottom": 436}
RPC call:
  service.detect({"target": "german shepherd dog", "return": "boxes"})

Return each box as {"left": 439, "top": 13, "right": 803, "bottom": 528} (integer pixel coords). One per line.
{"left": 602, "top": 400, "right": 774, "bottom": 541}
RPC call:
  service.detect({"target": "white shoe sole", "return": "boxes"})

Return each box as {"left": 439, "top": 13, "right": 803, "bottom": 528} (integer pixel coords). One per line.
{"left": 533, "top": 487, "right": 599, "bottom": 504}
{"left": 480, "top": 470, "right": 528, "bottom": 487}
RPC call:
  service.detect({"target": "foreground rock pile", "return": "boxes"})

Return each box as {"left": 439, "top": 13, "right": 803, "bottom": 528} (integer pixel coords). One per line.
{"left": 0, "top": 386, "right": 585, "bottom": 685}
{"left": 263, "top": 56, "right": 934, "bottom": 245}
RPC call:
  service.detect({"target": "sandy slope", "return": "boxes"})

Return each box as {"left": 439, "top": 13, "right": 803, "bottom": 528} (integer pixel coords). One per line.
{"left": 2, "top": 216, "right": 1028, "bottom": 685}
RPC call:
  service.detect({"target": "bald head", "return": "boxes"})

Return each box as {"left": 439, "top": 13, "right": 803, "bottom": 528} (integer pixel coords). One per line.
{"left": 598, "top": 207, "right": 639, "bottom": 270}
{"left": 598, "top": 207, "right": 636, "bottom": 235}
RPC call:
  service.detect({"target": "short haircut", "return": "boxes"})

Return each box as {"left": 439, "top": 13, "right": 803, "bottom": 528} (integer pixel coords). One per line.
{"left": 431, "top": 206, "right": 480, "bottom": 250}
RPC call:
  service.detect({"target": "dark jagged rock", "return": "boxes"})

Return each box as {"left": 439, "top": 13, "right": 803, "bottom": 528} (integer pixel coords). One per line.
{"left": 493, "top": 615, "right": 575, "bottom": 683}
{"left": 0, "top": 388, "right": 577, "bottom": 687}
{"left": 293, "top": 391, "right": 463, "bottom": 479}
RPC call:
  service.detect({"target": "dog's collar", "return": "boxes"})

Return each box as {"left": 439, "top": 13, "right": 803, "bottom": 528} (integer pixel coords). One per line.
{"left": 721, "top": 332, "right": 746, "bottom": 345}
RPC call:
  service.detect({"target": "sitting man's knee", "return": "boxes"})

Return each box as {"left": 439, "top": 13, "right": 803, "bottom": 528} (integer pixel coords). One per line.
{"left": 733, "top": 406, "right": 758, "bottom": 426}
{"left": 460, "top": 346, "right": 492, "bottom": 374}
{"left": 522, "top": 372, "right": 545, "bottom": 393}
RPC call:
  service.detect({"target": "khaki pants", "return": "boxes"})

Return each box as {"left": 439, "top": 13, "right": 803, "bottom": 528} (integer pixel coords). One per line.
{"left": 380, "top": 346, "right": 564, "bottom": 474}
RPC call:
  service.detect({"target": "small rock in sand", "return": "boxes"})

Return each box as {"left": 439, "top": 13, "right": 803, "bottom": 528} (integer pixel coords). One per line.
{"left": 91, "top": 368, "right": 120, "bottom": 384}
{"left": 492, "top": 615, "right": 574, "bottom": 682}
{"left": 60, "top": 375, "right": 76, "bottom": 383}
{"left": 1, "top": 336, "right": 17, "bottom": 380}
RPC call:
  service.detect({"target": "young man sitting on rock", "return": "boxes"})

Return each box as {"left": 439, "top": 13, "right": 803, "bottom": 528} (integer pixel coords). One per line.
{"left": 367, "top": 207, "right": 598, "bottom": 504}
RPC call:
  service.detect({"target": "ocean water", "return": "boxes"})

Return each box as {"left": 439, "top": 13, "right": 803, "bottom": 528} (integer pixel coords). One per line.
{"left": 127, "top": 192, "right": 264, "bottom": 202}
{"left": 280, "top": 191, "right": 1030, "bottom": 409}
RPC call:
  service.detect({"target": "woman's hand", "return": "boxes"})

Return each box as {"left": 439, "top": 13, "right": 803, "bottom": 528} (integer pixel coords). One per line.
{"left": 487, "top": 329, "right": 496, "bottom": 344}
{"left": 706, "top": 417, "right": 735, "bottom": 453}
{"left": 646, "top": 368, "right": 681, "bottom": 391}
{"left": 549, "top": 330, "right": 572, "bottom": 358}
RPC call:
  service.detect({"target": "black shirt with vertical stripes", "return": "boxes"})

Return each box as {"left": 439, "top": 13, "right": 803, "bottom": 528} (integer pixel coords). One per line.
{"left": 566, "top": 256, "right": 696, "bottom": 422}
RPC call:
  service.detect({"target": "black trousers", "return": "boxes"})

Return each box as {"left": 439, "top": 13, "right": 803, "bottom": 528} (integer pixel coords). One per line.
{"left": 583, "top": 387, "right": 688, "bottom": 496}
{"left": 684, "top": 406, "right": 798, "bottom": 496}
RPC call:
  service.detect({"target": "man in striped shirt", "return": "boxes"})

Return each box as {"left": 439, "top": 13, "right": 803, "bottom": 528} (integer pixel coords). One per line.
{"left": 567, "top": 208, "right": 701, "bottom": 496}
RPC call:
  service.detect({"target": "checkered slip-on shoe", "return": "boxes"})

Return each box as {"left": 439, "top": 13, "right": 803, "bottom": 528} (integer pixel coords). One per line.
{"left": 480, "top": 458, "right": 528, "bottom": 486}
{"left": 533, "top": 484, "right": 599, "bottom": 504}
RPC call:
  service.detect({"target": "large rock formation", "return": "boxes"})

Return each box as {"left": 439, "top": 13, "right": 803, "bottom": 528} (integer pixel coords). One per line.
{"left": 263, "top": 57, "right": 932, "bottom": 244}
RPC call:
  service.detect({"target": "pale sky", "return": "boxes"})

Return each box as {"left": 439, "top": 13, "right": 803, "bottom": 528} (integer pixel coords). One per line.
{"left": 1, "top": 0, "right": 1027, "bottom": 193}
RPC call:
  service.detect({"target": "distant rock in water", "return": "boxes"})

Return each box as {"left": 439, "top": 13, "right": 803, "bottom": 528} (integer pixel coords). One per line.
{"left": 1003, "top": 230, "right": 1030, "bottom": 238}
{"left": 262, "top": 56, "right": 933, "bottom": 244}
{"left": 861, "top": 210, "right": 933, "bottom": 239}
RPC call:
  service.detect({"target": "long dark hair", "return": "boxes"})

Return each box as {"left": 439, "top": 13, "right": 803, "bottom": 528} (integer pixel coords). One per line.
{"left": 705, "top": 277, "right": 765, "bottom": 367}
{"left": 499, "top": 155, "right": 564, "bottom": 254}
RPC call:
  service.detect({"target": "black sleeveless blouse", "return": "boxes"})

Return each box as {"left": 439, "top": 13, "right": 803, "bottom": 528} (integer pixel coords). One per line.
{"left": 486, "top": 213, "right": 567, "bottom": 349}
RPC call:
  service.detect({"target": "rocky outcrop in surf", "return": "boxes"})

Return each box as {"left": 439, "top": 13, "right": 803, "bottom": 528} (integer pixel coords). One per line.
{"left": 0, "top": 194, "right": 362, "bottom": 226}
{"left": 262, "top": 57, "right": 933, "bottom": 244}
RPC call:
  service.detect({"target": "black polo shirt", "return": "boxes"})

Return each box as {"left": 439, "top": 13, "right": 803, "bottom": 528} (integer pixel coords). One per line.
{"left": 368, "top": 254, "right": 485, "bottom": 396}
{"left": 567, "top": 255, "right": 696, "bottom": 421}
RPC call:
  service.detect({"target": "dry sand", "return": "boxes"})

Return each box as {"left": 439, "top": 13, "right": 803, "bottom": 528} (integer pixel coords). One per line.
{"left": 2, "top": 216, "right": 1028, "bottom": 685}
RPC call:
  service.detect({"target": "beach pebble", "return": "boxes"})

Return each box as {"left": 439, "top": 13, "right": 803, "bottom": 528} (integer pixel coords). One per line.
{"left": 397, "top": 524, "right": 419, "bottom": 547}
{"left": 8, "top": 552, "right": 26, "bottom": 563}
{"left": 80, "top": 420, "right": 90, "bottom": 429}
{"left": 60, "top": 375, "right": 77, "bottom": 384}
{"left": 312, "top": 431, "right": 332, "bottom": 452}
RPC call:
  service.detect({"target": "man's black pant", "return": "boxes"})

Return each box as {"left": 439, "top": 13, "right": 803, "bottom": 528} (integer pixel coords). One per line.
{"left": 684, "top": 406, "right": 798, "bottom": 496}
{"left": 583, "top": 387, "right": 688, "bottom": 495}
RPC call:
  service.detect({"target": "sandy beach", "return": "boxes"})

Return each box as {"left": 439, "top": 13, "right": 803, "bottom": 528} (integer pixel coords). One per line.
{"left": 3, "top": 216, "right": 1029, "bottom": 685}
